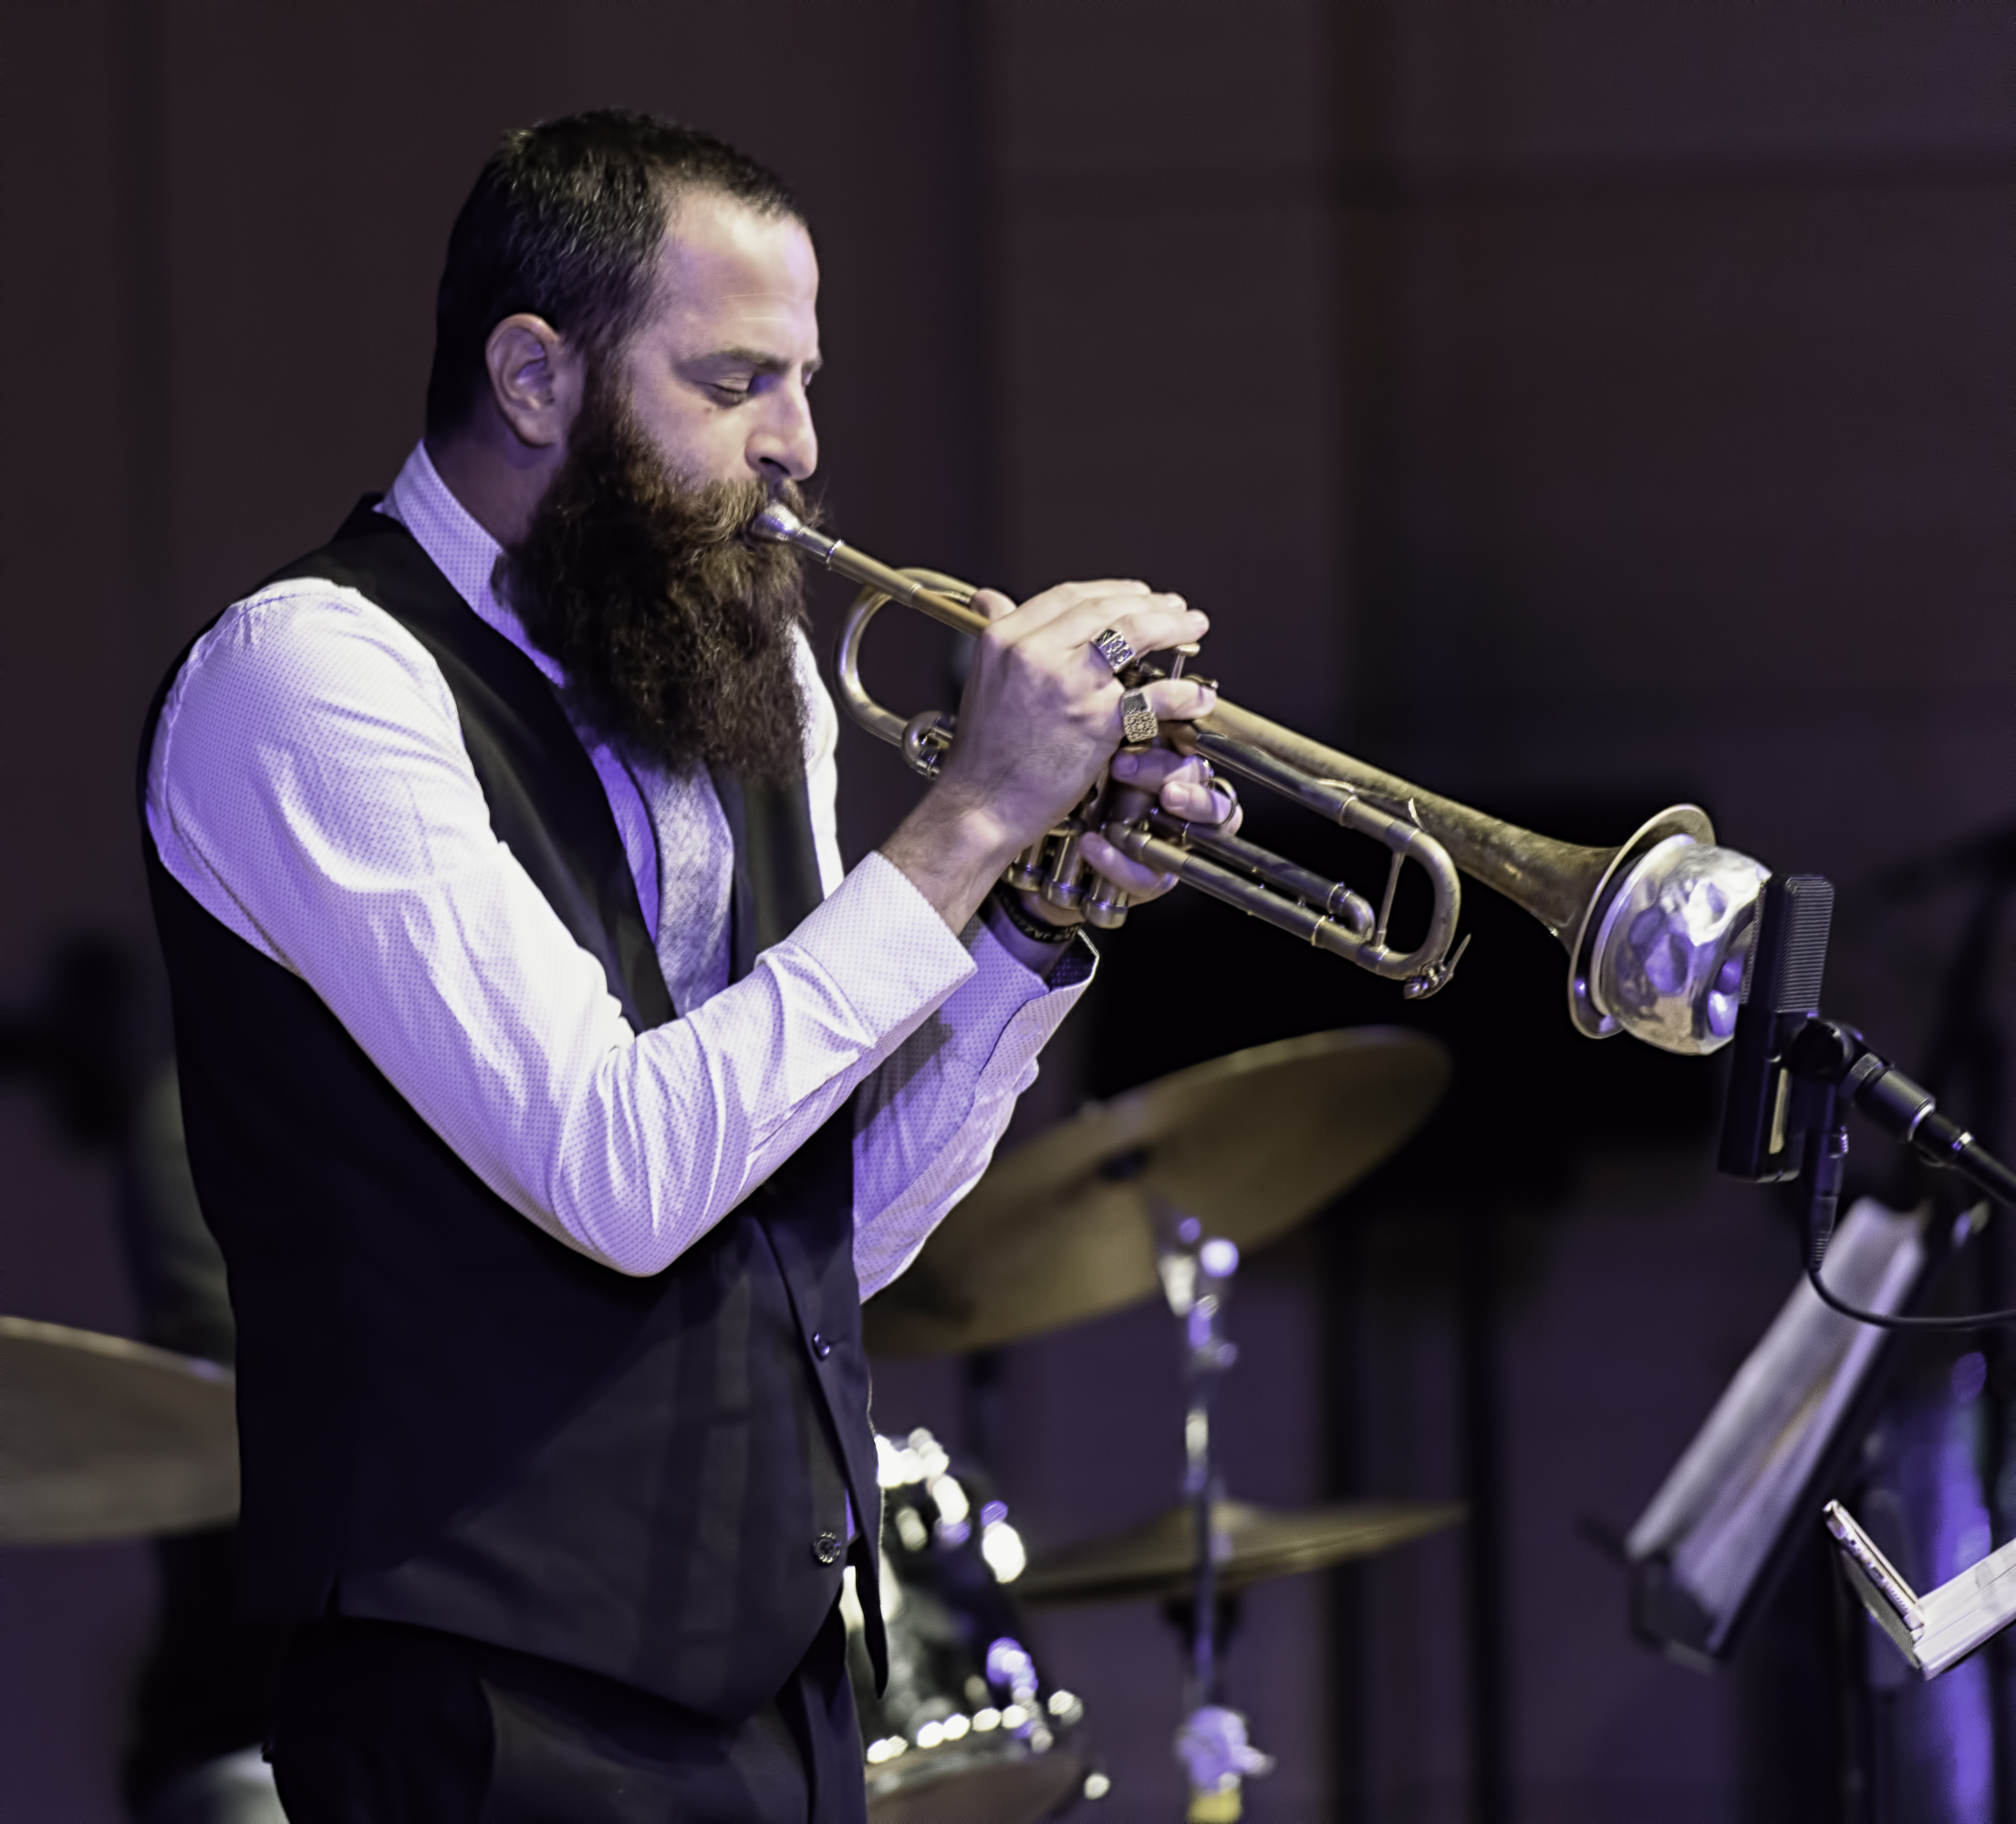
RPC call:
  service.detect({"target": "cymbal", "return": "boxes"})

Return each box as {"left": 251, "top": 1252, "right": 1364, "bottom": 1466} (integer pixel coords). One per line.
{"left": 1019, "top": 1498, "right": 1464, "bottom": 1606}
{"left": 0, "top": 1316, "right": 238, "bottom": 1545}
{"left": 863, "top": 1027, "right": 1450, "bottom": 1354}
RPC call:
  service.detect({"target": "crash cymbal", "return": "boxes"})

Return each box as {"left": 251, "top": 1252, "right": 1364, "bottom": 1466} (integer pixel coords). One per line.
{"left": 863, "top": 1027, "right": 1450, "bottom": 1355}
{"left": 0, "top": 1316, "right": 238, "bottom": 1545}
{"left": 1019, "top": 1498, "right": 1464, "bottom": 1606}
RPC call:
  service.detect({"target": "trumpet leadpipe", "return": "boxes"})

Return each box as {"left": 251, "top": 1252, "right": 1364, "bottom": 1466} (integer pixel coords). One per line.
{"left": 753, "top": 503, "right": 985, "bottom": 635}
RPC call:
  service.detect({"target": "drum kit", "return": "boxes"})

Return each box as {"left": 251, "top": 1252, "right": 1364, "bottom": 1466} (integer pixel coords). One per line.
{"left": 0, "top": 1313, "right": 238, "bottom": 1546}
{"left": 855, "top": 1026, "right": 1462, "bottom": 1822}
{"left": 2, "top": 1027, "right": 1462, "bottom": 1822}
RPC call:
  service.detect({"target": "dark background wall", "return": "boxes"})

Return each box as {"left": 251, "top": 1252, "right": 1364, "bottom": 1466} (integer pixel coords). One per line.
{"left": 1, "top": 4, "right": 2010, "bottom": 1820}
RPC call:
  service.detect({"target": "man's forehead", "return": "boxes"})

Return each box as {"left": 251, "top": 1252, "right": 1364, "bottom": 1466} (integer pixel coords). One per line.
{"left": 652, "top": 192, "right": 819, "bottom": 342}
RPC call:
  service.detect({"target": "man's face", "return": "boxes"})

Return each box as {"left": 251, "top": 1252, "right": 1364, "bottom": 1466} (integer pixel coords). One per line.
{"left": 608, "top": 192, "right": 822, "bottom": 492}
{"left": 499, "top": 191, "right": 821, "bottom": 782}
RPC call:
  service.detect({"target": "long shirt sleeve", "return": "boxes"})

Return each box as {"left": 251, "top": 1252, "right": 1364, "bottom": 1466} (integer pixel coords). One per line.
{"left": 144, "top": 448, "right": 1091, "bottom": 1283}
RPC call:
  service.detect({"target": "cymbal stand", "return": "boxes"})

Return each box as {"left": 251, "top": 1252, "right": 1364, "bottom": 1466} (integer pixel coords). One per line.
{"left": 1154, "top": 1201, "right": 1274, "bottom": 1822}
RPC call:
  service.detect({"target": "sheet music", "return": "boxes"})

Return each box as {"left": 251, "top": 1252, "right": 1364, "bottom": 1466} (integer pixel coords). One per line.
{"left": 1627, "top": 1199, "right": 1924, "bottom": 1640}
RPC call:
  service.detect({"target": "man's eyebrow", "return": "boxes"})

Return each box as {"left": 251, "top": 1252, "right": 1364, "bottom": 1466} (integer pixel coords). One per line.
{"left": 688, "top": 346, "right": 823, "bottom": 377}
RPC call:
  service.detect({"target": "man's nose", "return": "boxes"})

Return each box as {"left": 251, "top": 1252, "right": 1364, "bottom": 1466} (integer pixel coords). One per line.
{"left": 748, "top": 385, "right": 817, "bottom": 484}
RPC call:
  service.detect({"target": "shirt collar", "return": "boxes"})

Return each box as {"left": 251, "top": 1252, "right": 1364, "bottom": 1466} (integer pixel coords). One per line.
{"left": 378, "top": 440, "right": 566, "bottom": 689}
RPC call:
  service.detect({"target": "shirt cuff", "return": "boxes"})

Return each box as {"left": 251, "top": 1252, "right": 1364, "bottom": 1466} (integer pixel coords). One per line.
{"left": 969, "top": 914, "right": 1097, "bottom": 1000}
{"left": 772, "top": 850, "right": 979, "bottom": 1042}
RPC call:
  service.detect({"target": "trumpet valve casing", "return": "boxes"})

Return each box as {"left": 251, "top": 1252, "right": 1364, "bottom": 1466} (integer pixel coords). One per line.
{"left": 1040, "top": 823, "right": 1091, "bottom": 911}
{"left": 1084, "top": 880, "right": 1131, "bottom": 928}
{"left": 1005, "top": 844, "right": 1047, "bottom": 894}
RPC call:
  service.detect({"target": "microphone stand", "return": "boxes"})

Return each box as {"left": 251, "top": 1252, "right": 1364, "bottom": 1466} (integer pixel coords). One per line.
{"left": 1780, "top": 863, "right": 2016, "bottom": 1818}
{"left": 1896, "top": 853, "right": 2016, "bottom": 1824}
{"left": 1792, "top": 1019, "right": 2016, "bottom": 1263}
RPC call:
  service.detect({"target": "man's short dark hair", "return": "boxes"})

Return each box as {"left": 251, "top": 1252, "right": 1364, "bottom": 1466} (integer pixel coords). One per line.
{"left": 424, "top": 110, "right": 801, "bottom": 437}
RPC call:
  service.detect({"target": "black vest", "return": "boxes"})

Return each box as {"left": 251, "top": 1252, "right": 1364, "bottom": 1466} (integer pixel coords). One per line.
{"left": 140, "top": 501, "right": 885, "bottom": 1719}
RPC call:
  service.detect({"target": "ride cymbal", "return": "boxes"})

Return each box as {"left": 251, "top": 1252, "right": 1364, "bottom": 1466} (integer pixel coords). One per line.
{"left": 1019, "top": 1498, "right": 1464, "bottom": 1606}
{"left": 863, "top": 1027, "right": 1449, "bottom": 1355}
{"left": 0, "top": 1316, "right": 238, "bottom": 1545}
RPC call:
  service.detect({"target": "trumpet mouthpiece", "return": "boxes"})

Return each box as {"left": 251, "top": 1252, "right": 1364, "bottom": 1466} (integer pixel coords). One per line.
{"left": 751, "top": 502, "right": 805, "bottom": 543}
{"left": 750, "top": 500, "right": 842, "bottom": 567}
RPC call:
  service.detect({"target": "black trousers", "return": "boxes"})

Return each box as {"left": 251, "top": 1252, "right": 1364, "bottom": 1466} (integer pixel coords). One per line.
{"left": 269, "top": 1608, "right": 867, "bottom": 1824}
{"left": 124, "top": 1525, "right": 292, "bottom": 1814}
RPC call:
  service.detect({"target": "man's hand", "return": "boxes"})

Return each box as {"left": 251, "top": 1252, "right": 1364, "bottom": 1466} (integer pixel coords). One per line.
{"left": 1075, "top": 745, "right": 1242, "bottom": 906}
{"left": 879, "top": 577, "right": 1213, "bottom": 934}
{"left": 982, "top": 745, "right": 1242, "bottom": 976}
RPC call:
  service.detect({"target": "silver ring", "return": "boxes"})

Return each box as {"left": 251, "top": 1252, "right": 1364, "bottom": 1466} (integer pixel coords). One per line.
{"left": 1120, "top": 689, "right": 1159, "bottom": 746}
{"left": 1090, "top": 627, "right": 1137, "bottom": 675}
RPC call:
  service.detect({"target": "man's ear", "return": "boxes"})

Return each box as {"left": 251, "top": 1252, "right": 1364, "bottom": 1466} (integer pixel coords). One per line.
{"left": 483, "top": 314, "right": 582, "bottom": 450}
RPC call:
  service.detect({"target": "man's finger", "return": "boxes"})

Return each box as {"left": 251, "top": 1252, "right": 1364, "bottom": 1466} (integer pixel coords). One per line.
{"left": 1079, "top": 833, "right": 1178, "bottom": 899}
{"left": 1138, "top": 678, "right": 1218, "bottom": 724}
{"left": 1032, "top": 596, "right": 1207, "bottom": 663}
{"left": 999, "top": 578, "right": 1158, "bottom": 638}
{"left": 1157, "top": 774, "right": 1236, "bottom": 824}
{"left": 1110, "top": 750, "right": 1209, "bottom": 790}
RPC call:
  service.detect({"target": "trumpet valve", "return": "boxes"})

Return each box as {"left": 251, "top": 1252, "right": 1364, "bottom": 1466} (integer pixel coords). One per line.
{"left": 1080, "top": 787, "right": 1157, "bottom": 928}
{"left": 1041, "top": 824, "right": 1091, "bottom": 911}
{"left": 1085, "top": 878, "right": 1131, "bottom": 929}
{"left": 1005, "top": 843, "right": 1046, "bottom": 894}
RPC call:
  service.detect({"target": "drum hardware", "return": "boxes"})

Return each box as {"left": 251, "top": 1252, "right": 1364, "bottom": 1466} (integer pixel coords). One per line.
{"left": 1018, "top": 1497, "right": 1464, "bottom": 1608}
{"left": 862, "top": 1028, "right": 1451, "bottom": 1356}
{"left": 1152, "top": 1202, "right": 1273, "bottom": 1821}
{"left": 848, "top": 1428, "right": 1101, "bottom": 1824}
{"left": 753, "top": 502, "right": 1769, "bottom": 1053}
{"left": 1139, "top": 1204, "right": 1460, "bottom": 1820}
{"left": 0, "top": 1314, "right": 237, "bottom": 1544}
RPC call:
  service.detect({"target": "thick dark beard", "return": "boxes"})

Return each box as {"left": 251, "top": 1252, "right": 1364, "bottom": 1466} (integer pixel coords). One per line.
{"left": 498, "top": 378, "right": 810, "bottom": 782}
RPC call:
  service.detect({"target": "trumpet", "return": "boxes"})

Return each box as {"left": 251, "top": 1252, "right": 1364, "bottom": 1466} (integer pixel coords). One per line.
{"left": 753, "top": 504, "right": 1767, "bottom": 1058}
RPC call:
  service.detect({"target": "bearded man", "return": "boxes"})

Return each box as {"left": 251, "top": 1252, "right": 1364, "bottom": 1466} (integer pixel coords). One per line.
{"left": 140, "top": 110, "right": 1232, "bottom": 1823}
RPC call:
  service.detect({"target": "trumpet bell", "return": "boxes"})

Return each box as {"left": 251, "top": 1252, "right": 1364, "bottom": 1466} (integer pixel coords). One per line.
{"left": 1581, "top": 832, "right": 1767, "bottom": 1054}
{"left": 1199, "top": 698, "right": 1767, "bottom": 1057}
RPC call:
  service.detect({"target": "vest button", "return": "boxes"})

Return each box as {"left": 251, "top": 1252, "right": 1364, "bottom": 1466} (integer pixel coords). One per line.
{"left": 813, "top": 1531, "right": 843, "bottom": 1566}
{"left": 811, "top": 1332, "right": 833, "bottom": 1359}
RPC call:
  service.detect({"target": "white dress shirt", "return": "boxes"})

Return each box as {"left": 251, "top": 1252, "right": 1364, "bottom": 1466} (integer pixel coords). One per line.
{"left": 146, "top": 441, "right": 1091, "bottom": 1296}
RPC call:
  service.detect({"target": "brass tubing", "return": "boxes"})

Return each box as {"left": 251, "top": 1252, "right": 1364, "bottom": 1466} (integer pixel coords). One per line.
{"left": 753, "top": 506, "right": 989, "bottom": 636}
{"left": 1145, "top": 812, "right": 1374, "bottom": 935}
{"left": 1194, "top": 702, "right": 1616, "bottom": 944}
{"left": 798, "top": 494, "right": 1502, "bottom": 928}
{"left": 1110, "top": 825, "right": 1429, "bottom": 978}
